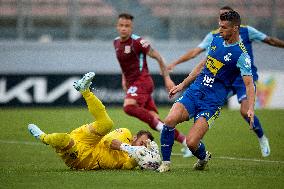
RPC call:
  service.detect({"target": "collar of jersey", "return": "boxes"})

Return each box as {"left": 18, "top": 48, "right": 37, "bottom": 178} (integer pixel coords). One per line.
{"left": 223, "top": 35, "right": 243, "bottom": 47}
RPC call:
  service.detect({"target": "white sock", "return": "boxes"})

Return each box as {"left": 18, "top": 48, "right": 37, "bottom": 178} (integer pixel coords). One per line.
{"left": 182, "top": 139, "right": 188, "bottom": 147}
{"left": 155, "top": 121, "right": 164, "bottom": 131}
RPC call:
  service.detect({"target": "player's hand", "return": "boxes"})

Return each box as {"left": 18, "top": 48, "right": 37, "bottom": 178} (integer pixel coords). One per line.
{"left": 167, "top": 63, "right": 176, "bottom": 72}
{"left": 247, "top": 108, "right": 254, "bottom": 129}
{"left": 164, "top": 77, "right": 176, "bottom": 93}
{"left": 111, "top": 139, "right": 122, "bottom": 150}
{"left": 169, "top": 83, "right": 184, "bottom": 99}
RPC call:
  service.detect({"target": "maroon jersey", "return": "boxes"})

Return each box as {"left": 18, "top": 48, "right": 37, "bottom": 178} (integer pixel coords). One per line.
{"left": 113, "top": 34, "right": 152, "bottom": 86}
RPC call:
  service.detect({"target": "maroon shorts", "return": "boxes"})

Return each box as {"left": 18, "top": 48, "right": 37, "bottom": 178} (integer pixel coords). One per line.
{"left": 125, "top": 78, "right": 158, "bottom": 113}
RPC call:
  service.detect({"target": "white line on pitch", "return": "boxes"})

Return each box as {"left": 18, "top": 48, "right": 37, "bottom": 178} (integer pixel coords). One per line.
{"left": 0, "top": 139, "right": 41, "bottom": 145}
{"left": 172, "top": 153, "right": 284, "bottom": 164}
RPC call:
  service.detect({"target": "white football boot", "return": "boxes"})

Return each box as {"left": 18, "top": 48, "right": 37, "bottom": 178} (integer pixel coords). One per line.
{"left": 73, "top": 72, "right": 95, "bottom": 92}
{"left": 258, "top": 135, "right": 270, "bottom": 157}
{"left": 28, "top": 124, "right": 45, "bottom": 140}
{"left": 157, "top": 161, "right": 171, "bottom": 172}
{"left": 181, "top": 147, "right": 194, "bottom": 158}
{"left": 193, "top": 151, "right": 211, "bottom": 170}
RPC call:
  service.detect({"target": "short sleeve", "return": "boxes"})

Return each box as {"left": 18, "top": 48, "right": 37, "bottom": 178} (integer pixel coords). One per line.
{"left": 134, "top": 37, "right": 151, "bottom": 54}
{"left": 197, "top": 32, "right": 214, "bottom": 50}
{"left": 237, "top": 53, "right": 253, "bottom": 76}
{"left": 247, "top": 26, "right": 267, "bottom": 42}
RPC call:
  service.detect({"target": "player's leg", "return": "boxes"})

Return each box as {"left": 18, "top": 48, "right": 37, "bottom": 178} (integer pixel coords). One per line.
{"left": 28, "top": 124, "right": 74, "bottom": 150}
{"left": 158, "top": 102, "right": 190, "bottom": 172}
{"left": 28, "top": 124, "right": 88, "bottom": 169}
{"left": 240, "top": 98, "right": 270, "bottom": 157}
{"left": 81, "top": 89, "right": 114, "bottom": 136}
{"left": 123, "top": 80, "right": 167, "bottom": 131}
{"left": 235, "top": 81, "right": 270, "bottom": 157}
{"left": 74, "top": 72, "right": 114, "bottom": 137}
{"left": 145, "top": 98, "right": 193, "bottom": 158}
{"left": 123, "top": 98, "right": 161, "bottom": 131}
{"left": 188, "top": 101, "right": 220, "bottom": 170}
{"left": 186, "top": 117, "right": 211, "bottom": 170}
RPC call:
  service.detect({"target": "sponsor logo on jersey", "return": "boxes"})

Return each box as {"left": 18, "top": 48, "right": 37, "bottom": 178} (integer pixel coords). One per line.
{"left": 206, "top": 55, "right": 224, "bottom": 76}
{"left": 127, "top": 86, "right": 138, "bottom": 96}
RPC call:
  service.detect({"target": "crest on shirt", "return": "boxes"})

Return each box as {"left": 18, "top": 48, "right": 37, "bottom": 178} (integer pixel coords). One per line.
{"left": 124, "top": 46, "right": 131, "bottom": 54}
{"left": 224, "top": 53, "right": 232, "bottom": 62}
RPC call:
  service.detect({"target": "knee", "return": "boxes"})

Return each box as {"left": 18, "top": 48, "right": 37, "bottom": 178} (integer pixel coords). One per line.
{"left": 101, "top": 118, "right": 114, "bottom": 135}
{"left": 164, "top": 114, "right": 178, "bottom": 127}
{"left": 92, "top": 117, "right": 114, "bottom": 136}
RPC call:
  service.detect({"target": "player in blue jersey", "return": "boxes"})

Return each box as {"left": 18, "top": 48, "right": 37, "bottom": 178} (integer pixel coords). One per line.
{"left": 158, "top": 10, "right": 255, "bottom": 172}
{"left": 167, "top": 6, "right": 284, "bottom": 157}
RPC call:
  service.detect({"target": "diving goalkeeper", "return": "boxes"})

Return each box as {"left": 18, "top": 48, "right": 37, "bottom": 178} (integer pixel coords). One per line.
{"left": 28, "top": 72, "right": 160, "bottom": 170}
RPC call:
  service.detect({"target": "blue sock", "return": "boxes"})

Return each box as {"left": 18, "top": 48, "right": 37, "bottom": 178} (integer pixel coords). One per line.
{"left": 245, "top": 115, "right": 264, "bottom": 138}
{"left": 160, "top": 125, "right": 175, "bottom": 161}
{"left": 192, "top": 141, "right": 207, "bottom": 160}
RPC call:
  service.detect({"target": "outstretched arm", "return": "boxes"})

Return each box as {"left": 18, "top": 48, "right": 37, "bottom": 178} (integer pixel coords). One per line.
{"left": 147, "top": 48, "right": 175, "bottom": 92}
{"left": 167, "top": 32, "right": 213, "bottom": 72}
{"left": 167, "top": 47, "right": 205, "bottom": 71}
{"left": 263, "top": 36, "right": 284, "bottom": 48}
{"left": 169, "top": 59, "right": 206, "bottom": 98}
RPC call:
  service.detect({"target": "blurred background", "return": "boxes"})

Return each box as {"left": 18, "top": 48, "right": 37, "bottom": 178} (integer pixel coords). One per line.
{"left": 0, "top": 0, "right": 283, "bottom": 108}
{"left": 0, "top": 0, "right": 283, "bottom": 40}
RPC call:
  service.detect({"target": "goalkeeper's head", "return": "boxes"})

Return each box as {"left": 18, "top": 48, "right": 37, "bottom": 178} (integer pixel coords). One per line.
{"left": 132, "top": 130, "right": 154, "bottom": 147}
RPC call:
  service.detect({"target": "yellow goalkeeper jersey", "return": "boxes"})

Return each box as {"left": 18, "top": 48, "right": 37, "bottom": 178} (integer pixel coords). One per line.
{"left": 59, "top": 127, "right": 137, "bottom": 170}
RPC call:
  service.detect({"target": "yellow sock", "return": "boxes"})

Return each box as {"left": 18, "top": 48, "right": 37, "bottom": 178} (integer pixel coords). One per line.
{"left": 40, "top": 133, "right": 71, "bottom": 150}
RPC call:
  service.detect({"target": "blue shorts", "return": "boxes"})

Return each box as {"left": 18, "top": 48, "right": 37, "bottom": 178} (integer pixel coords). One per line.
{"left": 176, "top": 87, "right": 221, "bottom": 128}
{"left": 229, "top": 76, "right": 256, "bottom": 103}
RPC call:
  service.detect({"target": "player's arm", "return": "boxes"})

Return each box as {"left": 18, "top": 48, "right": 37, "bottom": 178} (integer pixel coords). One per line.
{"left": 110, "top": 139, "right": 138, "bottom": 156}
{"left": 247, "top": 25, "right": 284, "bottom": 48}
{"left": 110, "top": 139, "right": 140, "bottom": 160}
{"left": 167, "top": 47, "right": 205, "bottom": 71}
{"left": 121, "top": 73, "right": 127, "bottom": 91}
{"left": 237, "top": 53, "right": 255, "bottom": 128}
{"left": 147, "top": 47, "right": 169, "bottom": 77}
{"left": 167, "top": 32, "right": 213, "bottom": 72}
{"left": 147, "top": 47, "right": 175, "bottom": 92}
{"left": 263, "top": 37, "right": 284, "bottom": 48}
{"left": 169, "top": 58, "right": 206, "bottom": 99}
{"left": 243, "top": 75, "right": 255, "bottom": 128}
{"left": 110, "top": 139, "right": 138, "bottom": 169}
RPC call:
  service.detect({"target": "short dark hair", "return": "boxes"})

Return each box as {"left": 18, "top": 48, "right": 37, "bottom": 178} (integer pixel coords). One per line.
{"left": 220, "top": 10, "right": 241, "bottom": 27}
{"left": 220, "top": 6, "right": 234, "bottom": 11}
{"left": 136, "top": 130, "right": 154, "bottom": 141}
{"left": 118, "top": 13, "right": 134, "bottom": 20}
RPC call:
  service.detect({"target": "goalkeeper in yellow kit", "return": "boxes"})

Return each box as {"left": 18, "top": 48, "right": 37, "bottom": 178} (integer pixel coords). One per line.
{"left": 28, "top": 72, "right": 160, "bottom": 170}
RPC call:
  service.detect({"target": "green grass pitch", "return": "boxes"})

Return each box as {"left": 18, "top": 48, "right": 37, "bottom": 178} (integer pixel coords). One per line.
{"left": 0, "top": 107, "right": 283, "bottom": 189}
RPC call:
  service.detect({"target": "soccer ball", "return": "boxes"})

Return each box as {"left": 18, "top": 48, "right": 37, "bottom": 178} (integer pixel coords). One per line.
{"left": 135, "top": 146, "right": 161, "bottom": 170}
